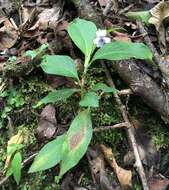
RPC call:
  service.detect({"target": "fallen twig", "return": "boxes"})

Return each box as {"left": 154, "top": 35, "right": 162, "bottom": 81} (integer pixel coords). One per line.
{"left": 118, "top": 4, "right": 134, "bottom": 15}
{"left": 118, "top": 89, "right": 132, "bottom": 96}
{"left": 93, "top": 122, "right": 129, "bottom": 132}
{"left": 137, "top": 21, "right": 161, "bottom": 64}
{"left": 101, "top": 61, "right": 150, "bottom": 190}
{"left": 103, "top": 0, "right": 113, "bottom": 15}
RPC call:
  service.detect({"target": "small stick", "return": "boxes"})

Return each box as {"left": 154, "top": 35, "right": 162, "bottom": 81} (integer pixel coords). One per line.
{"left": 118, "top": 89, "right": 132, "bottom": 96}
{"left": 22, "top": 153, "right": 37, "bottom": 165}
{"left": 101, "top": 61, "right": 150, "bottom": 190}
{"left": 9, "top": 18, "right": 18, "bottom": 30}
{"left": 103, "top": 0, "right": 113, "bottom": 15}
{"left": 137, "top": 21, "right": 161, "bottom": 64}
{"left": 118, "top": 4, "right": 134, "bottom": 15}
{"left": 93, "top": 122, "right": 129, "bottom": 132}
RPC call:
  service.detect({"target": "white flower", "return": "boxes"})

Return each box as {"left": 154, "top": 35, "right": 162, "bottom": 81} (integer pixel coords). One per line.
{"left": 93, "top": 30, "right": 111, "bottom": 48}
{"left": 96, "top": 30, "right": 107, "bottom": 37}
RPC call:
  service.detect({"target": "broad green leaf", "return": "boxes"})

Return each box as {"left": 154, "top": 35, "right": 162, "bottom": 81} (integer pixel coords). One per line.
{"left": 34, "top": 88, "right": 79, "bottom": 108}
{"left": 11, "top": 152, "right": 22, "bottom": 185}
{"left": 59, "top": 109, "right": 92, "bottom": 177}
{"left": 29, "top": 135, "right": 65, "bottom": 173}
{"left": 41, "top": 55, "right": 79, "bottom": 80}
{"left": 79, "top": 92, "right": 99, "bottom": 107}
{"left": 68, "top": 18, "right": 97, "bottom": 57}
{"left": 126, "top": 11, "right": 151, "bottom": 24}
{"left": 92, "top": 83, "right": 117, "bottom": 93}
{"left": 92, "top": 41, "right": 153, "bottom": 62}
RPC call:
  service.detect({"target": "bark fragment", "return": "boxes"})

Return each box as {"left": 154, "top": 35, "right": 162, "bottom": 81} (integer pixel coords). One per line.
{"left": 113, "top": 60, "right": 169, "bottom": 122}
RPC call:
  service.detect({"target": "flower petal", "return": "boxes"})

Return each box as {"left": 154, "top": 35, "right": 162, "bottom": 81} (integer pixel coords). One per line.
{"left": 93, "top": 37, "right": 100, "bottom": 45}
{"left": 97, "top": 39, "right": 105, "bottom": 47}
{"left": 96, "top": 30, "right": 107, "bottom": 37}
{"left": 103, "top": 37, "right": 111, "bottom": 44}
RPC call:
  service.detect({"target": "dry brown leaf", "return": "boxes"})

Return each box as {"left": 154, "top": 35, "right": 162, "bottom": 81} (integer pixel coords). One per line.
{"left": 100, "top": 144, "right": 132, "bottom": 190}
{"left": 38, "top": 7, "right": 61, "bottom": 29}
{"left": 4, "top": 130, "right": 23, "bottom": 169}
{"left": 113, "top": 32, "right": 131, "bottom": 42}
{"left": 28, "top": 6, "right": 62, "bottom": 31}
{"left": 148, "top": 178, "right": 169, "bottom": 190}
{"left": 149, "top": 1, "right": 169, "bottom": 31}
{"left": 98, "top": 0, "right": 109, "bottom": 7}
{"left": 0, "top": 16, "right": 18, "bottom": 50}
{"left": 90, "top": 155, "right": 113, "bottom": 190}
{"left": 37, "top": 104, "right": 57, "bottom": 140}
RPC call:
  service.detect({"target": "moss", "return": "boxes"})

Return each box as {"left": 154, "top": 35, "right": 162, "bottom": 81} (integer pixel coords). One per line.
{"left": 17, "top": 124, "right": 36, "bottom": 146}
{"left": 128, "top": 96, "right": 169, "bottom": 151}
{"left": 150, "top": 126, "right": 169, "bottom": 150}
{"left": 20, "top": 77, "right": 49, "bottom": 105}
{"left": 92, "top": 130, "right": 123, "bottom": 150}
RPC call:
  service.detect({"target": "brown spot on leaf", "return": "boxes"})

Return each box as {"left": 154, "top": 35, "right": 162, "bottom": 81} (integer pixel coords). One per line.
{"left": 69, "top": 128, "right": 85, "bottom": 150}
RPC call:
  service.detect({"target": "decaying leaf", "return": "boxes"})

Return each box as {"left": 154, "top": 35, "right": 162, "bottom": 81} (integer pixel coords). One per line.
{"left": 0, "top": 16, "right": 18, "bottom": 51}
{"left": 5, "top": 130, "right": 23, "bottom": 169}
{"left": 98, "top": 0, "right": 109, "bottom": 7}
{"left": 100, "top": 144, "right": 132, "bottom": 190}
{"left": 159, "top": 55, "right": 169, "bottom": 88}
{"left": 27, "top": 2, "right": 64, "bottom": 31}
{"left": 149, "top": 1, "right": 169, "bottom": 31}
{"left": 148, "top": 178, "right": 169, "bottom": 190}
{"left": 37, "top": 104, "right": 57, "bottom": 140}
{"left": 113, "top": 32, "right": 131, "bottom": 42}
{"left": 36, "top": 7, "right": 62, "bottom": 29}
{"left": 47, "top": 76, "right": 69, "bottom": 88}
{"left": 90, "top": 154, "right": 113, "bottom": 190}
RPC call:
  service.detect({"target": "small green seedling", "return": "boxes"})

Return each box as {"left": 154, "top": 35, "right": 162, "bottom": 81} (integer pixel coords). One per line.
{"left": 28, "top": 18, "right": 152, "bottom": 180}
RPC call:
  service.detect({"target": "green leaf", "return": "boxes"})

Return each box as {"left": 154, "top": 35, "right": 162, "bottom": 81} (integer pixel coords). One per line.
{"left": 92, "top": 83, "right": 117, "bottom": 93}
{"left": 126, "top": 11, "right": 151, "bottom": 24}
{"left": 59, "top": 109, "right": 92, "bottom": 177}
{"left": 8, "top": 56, "right": 17, "bottom": 62}
{"left": 79, "top": 92, "right": 99, "bottom": 107}
{"left": 34, "top": 88, "right": 79, "bottom": 108}
{"left": 68, "top": 18, "right": 97, "bottom": 57}
{"left": 11, "top": 152, "right": 22, "bottom": 185}
{"left": 25, "top": 50, "right": 37, "bottom": 60}
{"left": 25, "top": 44, "right": 49, "bottom": 59}
{"left": 41, "top": 55, "right": 79, "bottom": 80}
{"left": 92, "top": 41, "right": 153, "bottom": 62}
{"left": 29, "top": 135, "right": 65, "bottom": 173}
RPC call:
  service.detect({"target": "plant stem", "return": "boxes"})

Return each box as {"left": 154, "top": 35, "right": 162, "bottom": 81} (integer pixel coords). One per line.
{"left": 80, "top": 67, "right": 87, "bottom": 97}
{"left": 80, "top": 56, "right": 91, "bottom": 97}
